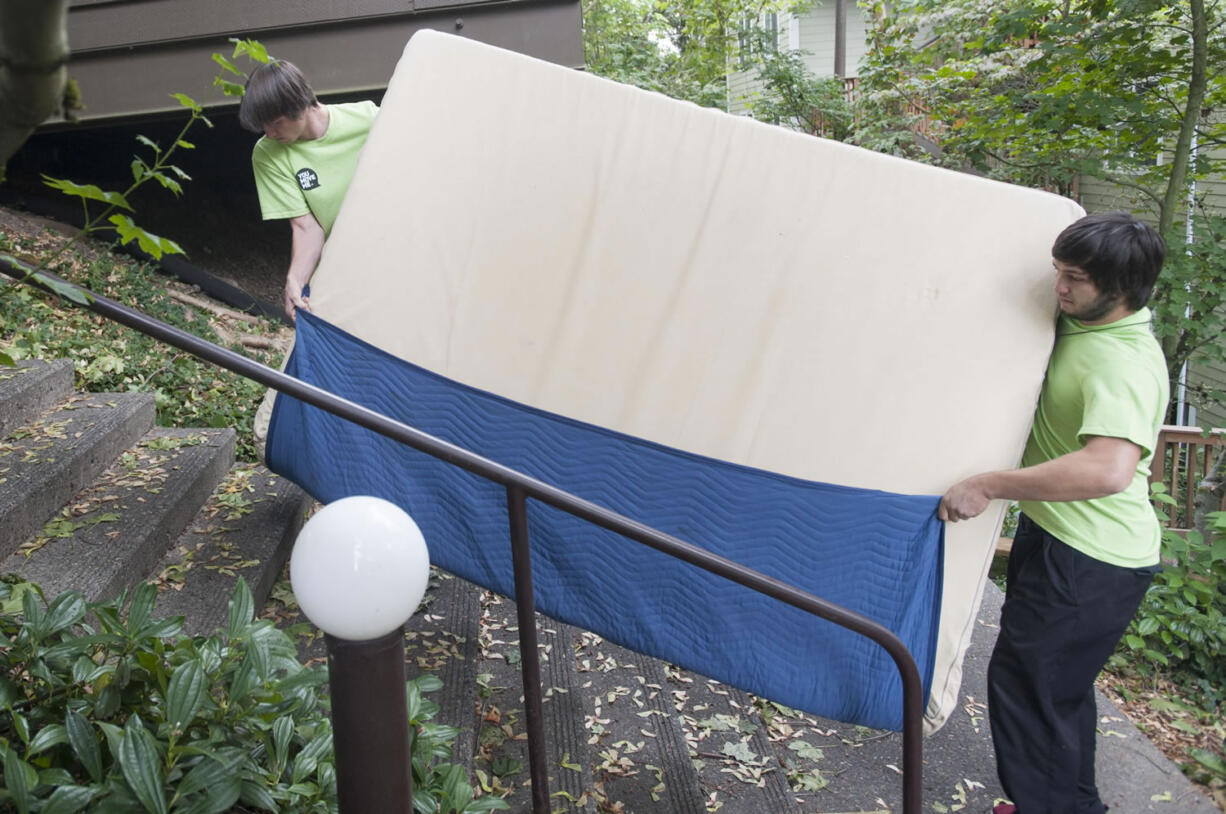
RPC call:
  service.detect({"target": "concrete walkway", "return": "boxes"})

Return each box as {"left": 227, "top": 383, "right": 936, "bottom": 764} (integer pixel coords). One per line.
{"left": 909, "top": 581, "right": 1221, "bottom": 814}
{"left": 388, "top": 572, "right": 1223, "bottom": 813}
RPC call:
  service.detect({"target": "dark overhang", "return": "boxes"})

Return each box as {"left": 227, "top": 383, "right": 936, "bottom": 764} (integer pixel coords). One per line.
{"left": 53, "top": 0, "right": 582, "bottom": 129}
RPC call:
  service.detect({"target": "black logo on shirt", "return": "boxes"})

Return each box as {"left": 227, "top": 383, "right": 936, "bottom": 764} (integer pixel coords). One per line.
{"left": 296, "top": 168, "right": 320, "bottom": 191}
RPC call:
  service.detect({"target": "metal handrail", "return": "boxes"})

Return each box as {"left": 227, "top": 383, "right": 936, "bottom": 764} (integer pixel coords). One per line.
{"left": 1, "top": 259, "right": 925, "bottom": 813}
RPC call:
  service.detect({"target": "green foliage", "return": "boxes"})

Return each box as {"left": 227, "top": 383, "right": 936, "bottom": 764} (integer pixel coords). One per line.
{"left": 583, "top": 0, "right": 719, "bottom": 106}
{"left": 0, "top": 578, "right": 333, "bottom": 813}
{"left": 1111, "top": 490, "right": 1226, "bottom": 709}
{"left": 740, "top": 27, "right": 853, "bottom": 139}
{"left": 0, "top": 37, "right": 274, "bottom": 365}
{"left": 212, "top": 38, "right": 275, "bottom": 98}
{"left": 1149, "top": 213, "right": 1226, "bottom": 409}
{"left": 35, "top": 91, "right": 210, "bottom": 278}
{"left": 406, "top": 674, "right": 508, "bottom": 813}
{"left": 0, "top": 240, "right": 280, "bottom": 462}
{"left": 0, "top": 578, "right": 506, "bottom": 814}
{"left": 582, "top": 0, "right": 793, "bottom": 109}
{"left": 0, "top": 37, "right": 289, "bottom": 456}
{"left": 0, "top": 43, "right": 246, "bottom": 369}
{"left": 856, "top": 0, "right": 1226, "bottom": 419}
{"left": 857, "top": 0, "right": 1224, "bottom": 198}
{"left": 1189, "top": 744, "right": 1226, "bottom": 790}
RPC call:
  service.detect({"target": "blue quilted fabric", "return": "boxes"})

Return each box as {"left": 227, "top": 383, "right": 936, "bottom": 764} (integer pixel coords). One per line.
{"left": 268, "top": 313, "right": 944, "bottom": 731}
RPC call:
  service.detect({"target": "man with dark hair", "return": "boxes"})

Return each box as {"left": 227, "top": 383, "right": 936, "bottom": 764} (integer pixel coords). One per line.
{"left": 238, "top": 60, "right": 378, "bottom": 321}
{"left": 940, "top": 212, "right": 1168, "bottom": 814}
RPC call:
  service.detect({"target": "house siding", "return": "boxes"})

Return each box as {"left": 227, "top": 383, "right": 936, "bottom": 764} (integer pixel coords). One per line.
{"left": 797, "top": 1, "right": 868, "bottom": 79}
{"left": 1078, "top": 134, "right": 1226, "bottom": 429}
{"left": 1187, "top": 359, "right": 1226, "bottom": 429}
{"left": 55, "top": 0, "right": 582, "bottom": 125}
{"left": 728, "top": 2, "right": 867, "bottom": 116}
{"left": 1077, "top": 175, "right": 1154, "bottom": 218}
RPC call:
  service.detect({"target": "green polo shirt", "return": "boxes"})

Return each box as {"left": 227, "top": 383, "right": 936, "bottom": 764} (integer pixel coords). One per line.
{"left": 1019, "top": 308, "right": 1169, "bottom": 567}
{"left": 251, "top": 100, "right": 378, "bottom": 237}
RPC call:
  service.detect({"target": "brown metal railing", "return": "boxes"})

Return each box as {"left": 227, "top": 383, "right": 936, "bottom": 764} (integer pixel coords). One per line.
{"left": 1, "top": 259, "right": 927, "bottom": 813}
{"left": 1150, "top": 424, "right": 1226, "bottom": 529}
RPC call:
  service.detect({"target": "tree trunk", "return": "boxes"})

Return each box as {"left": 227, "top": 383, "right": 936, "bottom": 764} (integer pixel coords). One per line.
{"left": 1158, "top": 0, "right": 1206, "bottom": 237}
{"left": 1157, "top": 0, "right": 1208, "bottom": 374}
{"left": 0, "top": 0, "right": 70, "bottom": 180}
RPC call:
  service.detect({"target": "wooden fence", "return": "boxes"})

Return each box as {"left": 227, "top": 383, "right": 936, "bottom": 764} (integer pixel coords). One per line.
{"left": 1150, "top": 425, "right": 1226, "bottom": 529}
{"left": 998, "top": 424, "right": 1225, "bottom": 554}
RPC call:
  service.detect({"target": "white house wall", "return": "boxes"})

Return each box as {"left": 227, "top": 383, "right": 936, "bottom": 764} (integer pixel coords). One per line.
{"left": 796, "top": 0, "right": 868, "bottom": 79}
{"left": 728, "top": 2, "right": 868, "bottom": 117}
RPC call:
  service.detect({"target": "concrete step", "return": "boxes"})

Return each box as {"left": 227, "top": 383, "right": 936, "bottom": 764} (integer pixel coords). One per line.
{"left": 0, "top": 359, "right": 74, "bottom": 439}
{"left": 152, "top": 464, "right": 313, "bottom": 636}
{"left": 529, "top": 618, "right": 599, "bottom": 812}
{"left": 0, "top": 391, "right": 155, "bottom": 559}
{"left": 674, "top": 675, "right": 802, "bottom": 812}
{"left": 570, "top": 635, "right": 726, "bottom": 814}
{"left": 464, "top": 593, "right": 601, "bottom": 812}
{"left": 2, "top": 427, "right": 234, "bottom": 602}
{"left": 404, "top": 569, "right": 483, "bottom": 772}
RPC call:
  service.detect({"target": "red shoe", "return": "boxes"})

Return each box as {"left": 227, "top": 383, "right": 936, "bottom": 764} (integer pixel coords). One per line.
{"left": 992, "top": 805, "right": 1017, "bottom": 814}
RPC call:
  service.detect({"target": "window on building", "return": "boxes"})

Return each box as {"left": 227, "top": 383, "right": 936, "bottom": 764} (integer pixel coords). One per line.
{"left": 763, "top": 12, "right": 778, "bottom": 51}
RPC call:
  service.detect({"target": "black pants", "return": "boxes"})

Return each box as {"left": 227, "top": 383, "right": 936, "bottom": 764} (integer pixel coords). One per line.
{"left": 988, "top": 515, "right": 1157, "bottom": 814}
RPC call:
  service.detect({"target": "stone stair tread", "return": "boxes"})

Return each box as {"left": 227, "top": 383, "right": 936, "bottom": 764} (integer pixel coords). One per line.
{"left": 534, "top": 618, "right": 600, "bottom": 812}
{"left": 152, "top": 464, "right": 313, "bottom": 636}
{"left": 675, "top": 676, "right": 802, "bottom": 813}
{"left": 0, "top": 359, "right": 74, "bottom": 440}
{"left": 466, "top": 591, "right": 595, "bottom": 811}
{"left": 572, "top": 630, "right": 804, "bottom": 814}
{"left": 1, "top": 427, "right": 234, "bottom": 602}
{"left": 404, "top": 569, "right": 484, "bottom": 772}
{"left": 0, "top": 391, "right": 155, "bottom": 559}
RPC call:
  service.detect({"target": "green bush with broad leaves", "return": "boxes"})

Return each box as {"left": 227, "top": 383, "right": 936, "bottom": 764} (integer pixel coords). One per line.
{"left": 0, "top": 577, "right": 507, "bottom": 814}
{"left": 1111, "top": 485, "right": 1226, "bottom": 707}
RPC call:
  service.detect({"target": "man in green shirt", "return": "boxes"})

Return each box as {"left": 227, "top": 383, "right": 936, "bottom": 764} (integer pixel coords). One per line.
{"left": 940, "top": 212, "right": 1168, "bottom": 814}
{"left": 238, "top": 60, "right": 378, "bottom": 321}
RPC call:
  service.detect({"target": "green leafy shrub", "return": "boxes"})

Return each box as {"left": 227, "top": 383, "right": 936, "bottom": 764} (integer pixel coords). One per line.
{"left": 1111, "top": 488, "right": 1226, "bottom": 708}
{"left": 0, "top": 578, "right": 506, "bottom": 814}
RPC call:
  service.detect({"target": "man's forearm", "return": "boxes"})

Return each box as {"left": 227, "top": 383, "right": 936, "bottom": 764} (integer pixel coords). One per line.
{"left": 286, "top": 249, "right": 321, "bottom": 291}
{"left": 287, "top": 219, "right": 324, "bottom": 287}
{"left": 967, "top": 450, "right": 1131, "bottom": 504}
{"left": 284, "top": 214, "right": 326, "bottom": 319}
{"left": 939, "top": 436, "right": 1142, "bottom": 522}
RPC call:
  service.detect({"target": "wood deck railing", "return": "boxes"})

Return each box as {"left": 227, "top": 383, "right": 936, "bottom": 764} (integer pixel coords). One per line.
{"left": 1150, "top": 425, "right": 1226, "bottom": 529}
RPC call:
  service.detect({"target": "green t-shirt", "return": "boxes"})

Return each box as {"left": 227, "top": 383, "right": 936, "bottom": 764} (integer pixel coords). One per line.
{"left": 1019, "top": 308, "right": 1169, "bottom": 567}
{"left": 251, "top": 100, "right": 378, "bottom": 237}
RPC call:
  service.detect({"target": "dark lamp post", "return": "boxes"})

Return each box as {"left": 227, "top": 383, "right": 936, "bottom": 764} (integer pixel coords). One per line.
{"left": 290, "top": 495, "right": 431, "bottom": 814}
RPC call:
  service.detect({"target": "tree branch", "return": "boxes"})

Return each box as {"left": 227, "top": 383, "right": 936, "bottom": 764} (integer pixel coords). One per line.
{"left": 1158, "top": 0, "right": 1208, "bottom": 235}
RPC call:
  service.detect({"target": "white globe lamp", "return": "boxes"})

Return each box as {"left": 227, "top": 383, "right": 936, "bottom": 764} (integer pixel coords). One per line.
{"left": 290, "top": 495, "right": 430, "bottom": 641}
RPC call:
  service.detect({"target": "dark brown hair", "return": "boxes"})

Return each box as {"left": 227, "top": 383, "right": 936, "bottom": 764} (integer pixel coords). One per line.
{"left": 237, "top": 60, "right": 317, "bottom": 133}
{"left": 1052, "top": 212, "right": 1166, "bottom": 310}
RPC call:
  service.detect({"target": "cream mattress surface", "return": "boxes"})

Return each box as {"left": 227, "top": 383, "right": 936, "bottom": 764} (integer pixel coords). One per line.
{"left": 304, "top": 30, "right": 1084, "bottom": 730}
